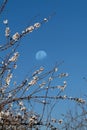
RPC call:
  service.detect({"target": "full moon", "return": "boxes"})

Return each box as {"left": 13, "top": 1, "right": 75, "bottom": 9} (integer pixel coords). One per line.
{"left": 35, "top": 50, "right": 47, "bottom": 60}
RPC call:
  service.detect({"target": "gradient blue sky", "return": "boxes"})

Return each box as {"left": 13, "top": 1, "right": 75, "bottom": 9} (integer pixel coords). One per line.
{"left": 1, "top": 0, "right": 87, "bottom": 116}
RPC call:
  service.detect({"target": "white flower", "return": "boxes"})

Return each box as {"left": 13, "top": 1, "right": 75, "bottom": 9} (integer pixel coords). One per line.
{"left": 5, "top": 27, "right": 10, "bottom": 37}
{"left": 42, "top": 100, "right": 46, "bottom": 104}
{"left": 63, "top": 81, "right": 67, "bottom": 87}
{"left": 58, "top": 119, "right": 63, "bottom": 124}
{"left": 8, "top": 93, "right": 12, "bottom": 98}
{"left": 19, "top": 101, "right": 23, "bottom": 106}
{"left": 3, "top": 19, "right": 8, "bottom": 24}
{"left": 76, "top": 98, "right": 85, "bottom": 104}
{"left": 28, "top": 79, "right": 36, "bottom": 86}
{"left": 39, "top": 81, "right": 46, "bottom": 88}
{"left": 34, "top": 22, "right": 41, "bottom": 28}
{"left": 54, "top": 67, "right": 58, "bottom": 72}
{"left": 33, "top": 76, "right": 38, "bottom": 80}
{"left": 51, "top": 118, "right": 56, "bottom": 123}
{"left": 17, "top": 112, "right": 21, "bottom": 116}
{"left": 39, "top": 66, "right": 44, "bottom": 72}
{"left": 26, "top": 26, "right": 34, "bottom": 32}
{"left": 49, "top": 77, "right": 53, "bottom": 81}
{"left": 9, "top": 52, "right": 19, "bottom": 62}
{"left": 59, "top": 73, "right": 69, "bottom": 78}
{"left": 44, "top": 18, "right": 48, "bottom": 22}
{"left": 12, "top": 32, "right": 20, "bottom": 41}
{"left": 57, "top": 85, "right": 66, "bottom": 91}
{"left": 63, "top": 95, "right": 67, "bottom": 99}
{"left": 2, "top": 61, "right": 4, "bottom": 64}
{"left": 22, "top": 30, "right": 25, "bottom": 34}
{"left": 5, "top": 111, "right": 10, "bottom": 116}
{"left": 21, "top": 106, "right": 26, "bottom": 111}
{"left": 13, "top": 64, "right": 17, "bottom": 69}
{"left": 5, "top": 73, "right": 13, "bottom": 85}
{"left": 1, "top": 111, "right": 4, "bottom": 116}
{"left": 32, "top": 67, "right": 44, "bottom": 76}
{"left": 32, "top": 115, "right": 37, "bottom": 120}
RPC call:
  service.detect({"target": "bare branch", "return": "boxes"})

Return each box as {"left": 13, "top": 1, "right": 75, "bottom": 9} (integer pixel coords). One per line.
{"left": 0, "top": 0, "right": 8, "bottom": 15}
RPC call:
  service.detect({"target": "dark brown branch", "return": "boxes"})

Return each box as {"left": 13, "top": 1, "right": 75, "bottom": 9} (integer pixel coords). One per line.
{"left": 0, "top": 0, "right": 8, "bottom": 15}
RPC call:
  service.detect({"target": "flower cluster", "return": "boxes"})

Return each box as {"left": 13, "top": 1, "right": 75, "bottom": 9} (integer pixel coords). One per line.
{"left": 69, "top": 97, "right": 85, "bottom": 104}
{"left": 18, "top": 101, "right": 26, "bottom": 111}
{"left": 3, "top": 19, "right": 8, "bottom": 25}
{"left": 12, "top": 32, "right": 20, "bottom": 41}
{"left": 39, "top": 81, "right": 46, "bottom": 88}
{"left": 58, "top": 73, "right": 69, "bottom": 78}
{"left": 26, "top": 26, "right": 34, "bottom": 33}
{"left": 29, "top": 115, "right": 38, "bottom": 127}
{"left": 23, "top": 22, "right": 41, "bottom": 35}
{"left": 34, "top": 22, "right": 41, "bottom": 28}
{"left": 9, "top": 52, "right": 19, "bottom": 62}
{"left": 51, "top": 118, "right": 63, "bottom": 124}
{"left": 32, "top": 66, "right": 44, "bottom": 76}
{"left": 5, "top": 73, "right": 12, "bottom": 85}
{"left": 28, "top": 77, "right": 37, "bottom": 86}
{"left": 5, "top": 27, "right": 10, "bottom": 37}
{"left": 58, "top": 81, "right": 67, "bottom": 91}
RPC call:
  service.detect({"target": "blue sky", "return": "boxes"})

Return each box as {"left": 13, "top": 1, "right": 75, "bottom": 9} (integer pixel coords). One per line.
{"left": 1, "top": 0, "right": 87, "bottom": 117}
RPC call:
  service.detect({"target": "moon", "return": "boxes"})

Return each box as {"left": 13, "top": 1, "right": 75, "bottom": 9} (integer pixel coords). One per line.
{"left": 35, "top": 50, "right": 47, "bottom": 60}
